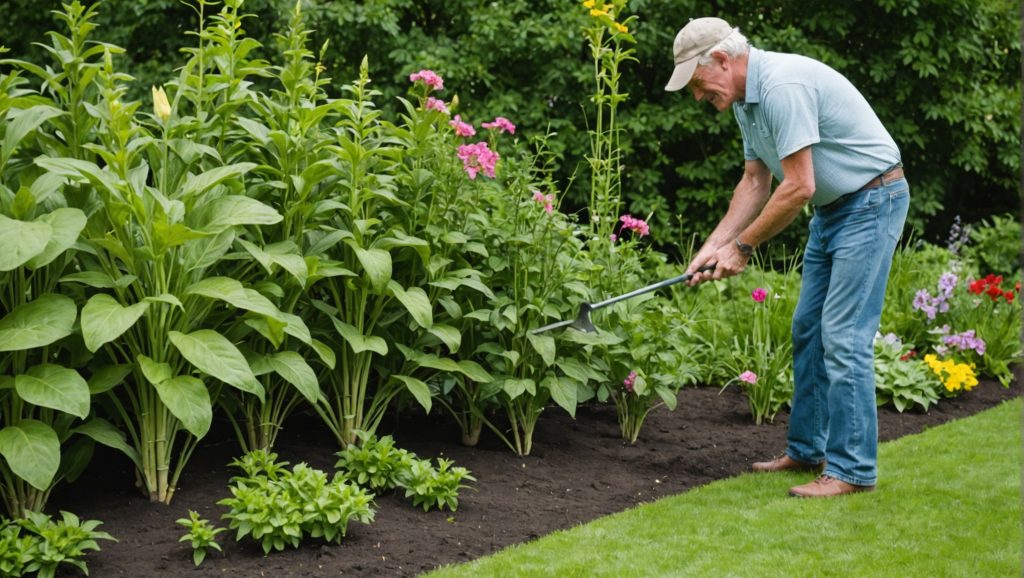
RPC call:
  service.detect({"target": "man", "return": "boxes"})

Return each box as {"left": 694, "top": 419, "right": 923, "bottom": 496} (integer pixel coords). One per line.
{"left": 666, "top": 17, "right": 910, "bottom": 497}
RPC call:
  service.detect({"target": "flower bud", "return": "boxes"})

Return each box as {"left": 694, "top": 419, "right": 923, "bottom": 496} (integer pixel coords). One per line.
{"left": 152, "top": 85, "right": 171, "bottom": 122}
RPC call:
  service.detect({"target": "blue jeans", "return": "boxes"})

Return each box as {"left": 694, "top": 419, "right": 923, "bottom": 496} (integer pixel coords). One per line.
{"left": 787, "top": 178, "right": 910, "bottom": 486}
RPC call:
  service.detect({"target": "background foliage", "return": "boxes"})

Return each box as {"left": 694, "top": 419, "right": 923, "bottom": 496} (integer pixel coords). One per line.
{"left": 3, "top": 0, "right": 1019, "bottom": 255}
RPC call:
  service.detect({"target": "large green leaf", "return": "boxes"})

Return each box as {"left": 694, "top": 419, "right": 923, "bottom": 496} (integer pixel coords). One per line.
{"left": 197, "top": 194, "right": 281, "bottom": 232}
{"left": 387, "top": 280, "right": 432, "bottom": 329}
{"left": 266, "top": 351, "right": 321, "bottom": 404}
{"left": 25, "top": 208, "right": 87, "bottom": 269}
{"left": 34, "top": 157, "right": 120, "bottom": 196}
{"left": 15, "top": 364, "right": 90, "bottom": 419}
{"left": 329, "top": 318, "right": 388, "bottom": 356}
{"left": 0, "top": 420, "right": 59, "bottom": 491}
{"left": 181, "top": 163, "right": 258, "bottom": 198}
{"left": 352, "top": 246, "right": 392, "bottom": 292}
{"left": 73, "top": 418, "right": 142, "bottom": 470}
{"left": 186, "top": 277, "right": 282, "bottom": 319}
{"left": 428, "top": 324, "right": 462, "bottom": 354}
{"left": 2, "top": 105, "right": 63, "bottom": 167}
{"left": 544, "top": 375, "right": 578, "bottom": 418}
{"left": 153, "top": 376, "right": 212, "bottom": 438}
{"left": 0, "top": 294, "right": 76, "bottom": 352}
{"left": 0, "top": 214, "right": 51, "bottom": 271}
{"left": 526, "top": 333, "right": 556, "bottom": 367}
{"left": 392, "top": 375, "right": 432, "bottom": 413}
{"left": 169, "top": 330, "right": 264, "bottom": 402}
{"left": 81, "top": 294, "right": 149, "bottom": 352}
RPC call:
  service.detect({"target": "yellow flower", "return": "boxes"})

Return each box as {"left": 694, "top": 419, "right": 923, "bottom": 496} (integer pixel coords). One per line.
{"left": 590, "top": 9, "right": 607, "bottom": 17}
{"left": 614, "top": 22, "right": 628, "bottom": 34}
{"left": 582, "top": 0, "right": 596, "bottom": 7}
{"left": 151, "top": 85, "right": 171, "bottom": 122}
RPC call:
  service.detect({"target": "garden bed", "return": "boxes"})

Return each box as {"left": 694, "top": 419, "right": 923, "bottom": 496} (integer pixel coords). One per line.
{"left": 50, "top": 379, "right": 1020, "bottom": 577}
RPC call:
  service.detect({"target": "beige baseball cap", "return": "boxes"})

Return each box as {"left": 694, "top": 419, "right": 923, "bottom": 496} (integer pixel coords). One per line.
{"left": 664, "top": 17, "right": 735, "bottom": 92}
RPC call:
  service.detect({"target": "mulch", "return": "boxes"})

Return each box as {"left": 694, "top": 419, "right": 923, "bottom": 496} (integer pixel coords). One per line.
{"left": 51, "top": 376, "right": 1021, "bottom": 577}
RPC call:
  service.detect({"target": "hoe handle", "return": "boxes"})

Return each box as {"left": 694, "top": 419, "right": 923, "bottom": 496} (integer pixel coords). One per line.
{"left": 590, "top": 264, "right": 716, "bottom": 311}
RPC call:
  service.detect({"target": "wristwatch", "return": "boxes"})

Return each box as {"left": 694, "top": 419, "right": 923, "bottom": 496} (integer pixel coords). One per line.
{"left": 735, "top": 238, "right": 755, "bottom": 256}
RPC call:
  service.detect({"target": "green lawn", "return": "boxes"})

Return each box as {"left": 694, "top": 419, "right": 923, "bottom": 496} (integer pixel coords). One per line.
{"left": 426, "top": 399, "right": 1022, "bottom": 577}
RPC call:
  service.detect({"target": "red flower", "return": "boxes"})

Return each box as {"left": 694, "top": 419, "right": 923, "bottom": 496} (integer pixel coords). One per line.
{"left": 899, "top": 350, "right": 918, "bottom": 361}
{"left": 1006, "top": 291, "right": 1015, "bottom": 304}
{"left": 968, "top": 279, "right": 986, "bottom": 295}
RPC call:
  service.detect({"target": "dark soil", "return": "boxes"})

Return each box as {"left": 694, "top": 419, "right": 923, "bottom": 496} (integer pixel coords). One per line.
{"left": 52, "top": 379, "right": 1020, "bottom": 577}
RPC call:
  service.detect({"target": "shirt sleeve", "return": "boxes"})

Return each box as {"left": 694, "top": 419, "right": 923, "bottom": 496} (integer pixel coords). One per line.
{"left": 762, "top": 83, "right": 821, "bottom": 159}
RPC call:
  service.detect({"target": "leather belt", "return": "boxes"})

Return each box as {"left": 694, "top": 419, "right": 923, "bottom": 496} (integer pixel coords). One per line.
{"left": 816, "top": 164, "right": 905, "bottom": 210}
{"left": 857, "top": 164, "right": 904, "bottom": 191}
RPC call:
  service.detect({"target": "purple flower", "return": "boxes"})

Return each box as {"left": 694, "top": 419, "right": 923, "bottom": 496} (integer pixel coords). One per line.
{"left": 943, "top": 329, "right": 986, "bottom": 356}
{"left": 751, "top": 288, "right": 768, "bottom": 303}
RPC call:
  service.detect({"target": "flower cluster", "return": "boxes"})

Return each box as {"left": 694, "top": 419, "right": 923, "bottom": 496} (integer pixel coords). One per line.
{"left": 481, "top": 117, "right": 515, "bottom": 134}
{"left": 532, "top": 191, "right": 555, "bottom": 214}
{"left": 449, "top": 115, "right": 476, "bottom": 137}
{"left": 614, "top": 214, "right": 649, "bottom": 239}
{"left": 622, "top": 371, "right": 638, "bottom": 393}
{"left": 738, "top": 371, "right": 758, "bottom": 384}
{"left": 751, "top": 288, "right": 767, "bottom": 303}
{"left": 923, "top": 354, "right": 978, "bottom": 392}
{"left": 968, "top": 274, "right": 1017, "bottom": 303}
{"left": 409, "top": 69, "right": 444, "bottom": 91}
{"left": 457, "top": 142, "right": 499, "bottom": 180}
{"left": 582, "top": 0, "right": 629, "bottom": 34}
{"left": 913, "top": 272, "right": 957, "bottom": 320}
{"left": 940, "top": 328, "right": 986, "bottom": 356}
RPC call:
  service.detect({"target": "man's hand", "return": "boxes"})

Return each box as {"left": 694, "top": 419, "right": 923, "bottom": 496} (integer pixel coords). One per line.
{"left": 686, "top": 240, "right": 749, "bottom": 285}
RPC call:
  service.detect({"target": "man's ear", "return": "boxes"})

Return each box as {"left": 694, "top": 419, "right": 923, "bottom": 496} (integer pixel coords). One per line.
{"left": 711, "top": 50, "right": 730, "bottom": 69}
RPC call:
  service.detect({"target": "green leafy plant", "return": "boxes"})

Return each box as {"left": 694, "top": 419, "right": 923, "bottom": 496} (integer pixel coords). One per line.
{"left": 17, "top": 510, "right": 116, "bottom": 578}
{"left": 715, "top": 262, "right": 800, "bottom": 424}
{"left": 398, "top": 457, "right": 476, "bottom": 512}
{"left": 873, "top": 333, "right": 942, "bottom": 412}
{"left": 176, "top": 510, "right": 225, "bottom": 566}
{"left": 334, "top": 431, "right": 415, "bottom": 493}
{"left": 0, "top": 520, "right": 35, "bottom": 577}
{"left": 964, "top": 213, "right": 1021, "bottom": 278}
{"left": 0, "top": 0, "right": 140, "bottom": 517}
{"left": 218, "top": 450, "right": 375, "bottom": 554}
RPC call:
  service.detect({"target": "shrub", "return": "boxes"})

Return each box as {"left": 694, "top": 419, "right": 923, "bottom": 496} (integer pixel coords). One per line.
{"left": 176, "top": 510, "right": 226, "bottom": 566}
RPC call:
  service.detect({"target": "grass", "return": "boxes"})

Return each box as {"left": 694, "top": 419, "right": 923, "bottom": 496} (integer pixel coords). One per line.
{"left": 425, "top": 399, "right": 1022, "bottom": 577}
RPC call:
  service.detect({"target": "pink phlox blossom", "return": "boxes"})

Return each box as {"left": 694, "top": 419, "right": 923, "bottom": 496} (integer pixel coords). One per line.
{"left": 457, "top": 142, "right": 499, "bottom": 179}
{"left": 738, "top": 371, "right": 758, "bottom": 384}
{"left": 532, "top": 190, "right": 555, "bottom": 213}
{"left": 618, "top": 214, "right": 650, "bottom": 237}
{"left": 449, "top": 114, "right": 476, "bottom": 137}
{"left": 409, "top": 69, "right": 444, "bottom": 91}
{"left": 425, "top": 97, "right": 449, "bottom": 114}
{"left": 751, "top": 288, "right": 768, "bottom": 303}
{"left": 610, "top": 234, "right": 618, "bottom": 242}
{"left": 481, "top": 116, "right": 516, "bottom": 134}
{"left": 623, "top": 371, "right": 638, "bottom": 393}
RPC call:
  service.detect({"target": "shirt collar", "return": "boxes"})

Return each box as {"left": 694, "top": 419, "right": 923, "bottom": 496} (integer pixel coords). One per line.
{"left": 742, "top": 47, "right": 763, "bottom": 106}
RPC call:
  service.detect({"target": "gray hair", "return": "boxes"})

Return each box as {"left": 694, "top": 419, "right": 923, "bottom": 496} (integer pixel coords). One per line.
{"left": 697, "top": 29, "right": 750, "bottom": 66}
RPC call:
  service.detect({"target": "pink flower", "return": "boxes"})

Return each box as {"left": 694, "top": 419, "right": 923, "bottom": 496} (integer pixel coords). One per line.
{"left": 751, "top": 288, "right": 768, "bottom": 303}
{"left": 623, "top": 371, "right": 638, "bottom": 393}
{"left": 481, "top": 116, "right": 516, "bottom": 134}
{"left": 409, "top": 69, "right": 444, "bottom": 91}
{"left": 457, "top": 142, "right": 499, "bottom": 179}
{"left": 738, "top": 371, "right": 758, "bottom": 384}
{"left": 449, "top": 114, "right": 476, "bottom": 137}
{"left": 425, "top": 97, "right": 449, "bottom": 114}
{"left": 532, "top": 190, "right": 555, "bottom": 213}
{"left": 617, "top": 214, "right": 650, "bottom": 237}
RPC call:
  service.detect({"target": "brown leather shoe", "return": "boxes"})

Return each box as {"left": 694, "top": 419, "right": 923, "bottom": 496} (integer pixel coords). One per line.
{"left": 751, "top": 454, "right": 824, "bottom": 473}
{"left": 789, "top": 475, "right": 875, "bottom": 498}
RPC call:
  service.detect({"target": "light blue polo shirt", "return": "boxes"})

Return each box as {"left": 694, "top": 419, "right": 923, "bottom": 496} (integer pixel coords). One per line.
{"left": 732, "top": 48, "right": 901, "bottom": 206}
